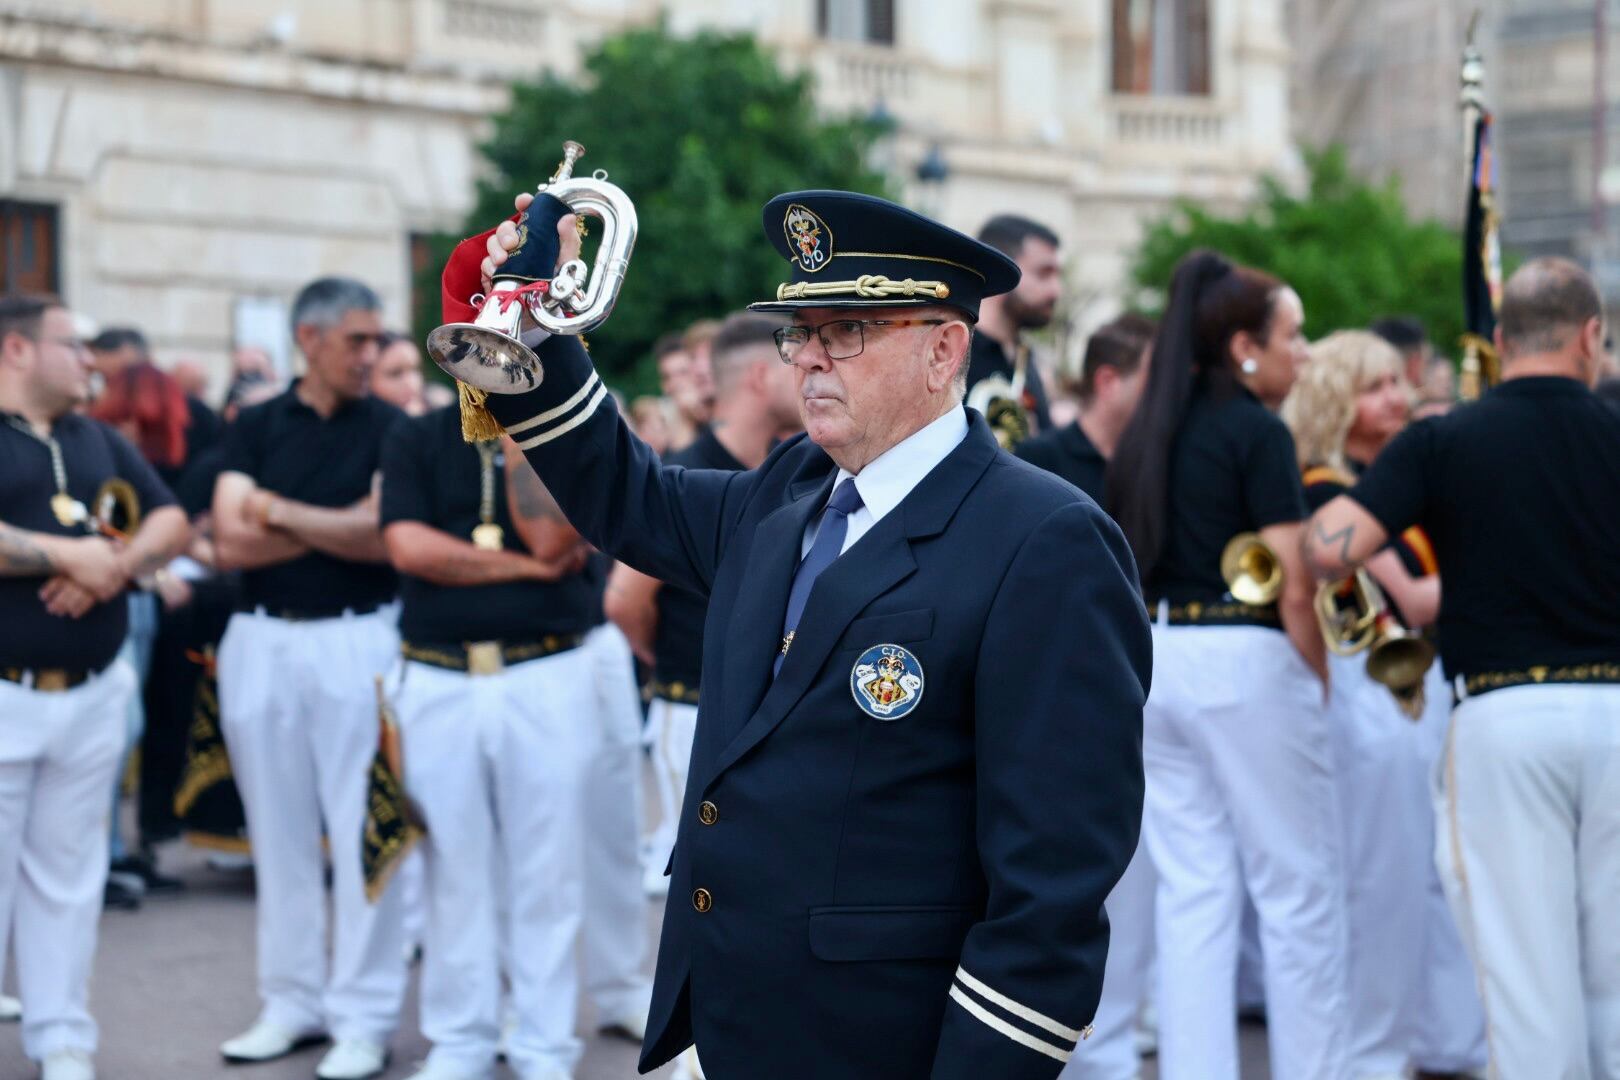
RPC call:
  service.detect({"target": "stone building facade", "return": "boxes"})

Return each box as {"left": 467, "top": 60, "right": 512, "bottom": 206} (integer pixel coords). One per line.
{"left": 1, "top": 0, "right": 1295, "bottom": 388}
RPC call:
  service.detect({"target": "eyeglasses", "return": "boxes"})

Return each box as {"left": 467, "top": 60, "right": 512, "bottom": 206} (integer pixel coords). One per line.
{"left": 773, "top": 318, "right": 947, "bottom": 364}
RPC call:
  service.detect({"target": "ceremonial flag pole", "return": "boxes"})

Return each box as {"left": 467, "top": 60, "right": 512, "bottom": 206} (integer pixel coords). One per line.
{"left": 1459, "top": 12, "right": 1504, "bottom": 401}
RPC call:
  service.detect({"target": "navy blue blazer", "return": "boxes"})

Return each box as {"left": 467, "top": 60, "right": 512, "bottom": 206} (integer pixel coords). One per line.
{"left": 487, "top": 335, "right": 1151, "bottom": 1080}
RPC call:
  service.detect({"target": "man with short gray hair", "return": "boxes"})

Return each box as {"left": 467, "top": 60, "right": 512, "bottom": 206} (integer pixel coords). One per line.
{"left": 1306, "top": 257, "right": 1620, "bottom": 1079}
{"left": 210, "top": 277, "right": 408, "bottom": 1080}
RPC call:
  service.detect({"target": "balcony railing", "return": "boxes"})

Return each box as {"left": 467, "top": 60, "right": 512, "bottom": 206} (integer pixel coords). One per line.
{"left": 1111, "top": 96, "right": 1225, "bottom": 146}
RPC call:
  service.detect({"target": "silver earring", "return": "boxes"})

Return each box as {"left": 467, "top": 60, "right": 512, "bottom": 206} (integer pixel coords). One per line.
{"left": 1240, "top": 358, "right": 1259, "bottom": 375}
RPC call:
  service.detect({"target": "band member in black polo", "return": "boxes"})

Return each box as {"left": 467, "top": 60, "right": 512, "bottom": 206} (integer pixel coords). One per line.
{"left": 378, "top": 400, "right": 598, "bottom": 1080}
{"left": 1106, "top": 250, "right": 1349, "bottom": 1080}
{"left": 1283, "top": 331, "right": 1487, "bottom": 1080}
{"left": 1306, "top": 257, "right": 1620, "bottom": 1080}
{"left": 605, "top": 313, "right": 801, "bottom": 897}
{"left": 210, "top": 278, "right": 406, "bottom": 1080}
{"left": 1016, "top": 313, "right": 1155, "bottom": 501}
{"left": 966, "top": 215, "right": 1062, "bottom": 447}
{"left": 0, "top": 295, "right": 188, "bottom": 1080}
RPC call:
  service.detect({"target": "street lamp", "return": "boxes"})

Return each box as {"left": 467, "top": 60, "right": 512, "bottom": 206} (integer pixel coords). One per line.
{"left": 914, "top": 142, "right": 949, "bottom": 217}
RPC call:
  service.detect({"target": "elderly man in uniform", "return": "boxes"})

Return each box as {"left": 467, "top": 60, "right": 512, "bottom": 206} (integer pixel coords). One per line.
{"left": 441, "top": 188, "right": 1151, "bottom": 1080}
{"left": 211, "top": 278, "right": 407, "bottom": 1080}
{"left": 1306, "top": 258, "right": 1620, "bottom": 1080}
{"left": 0, "top": 295, "right": 190, "bottom": 1080}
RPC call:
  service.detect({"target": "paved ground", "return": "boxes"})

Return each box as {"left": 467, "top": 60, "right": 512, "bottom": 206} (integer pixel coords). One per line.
{"left": 0, "top": 842, "right": 1270, "bottom": 1080}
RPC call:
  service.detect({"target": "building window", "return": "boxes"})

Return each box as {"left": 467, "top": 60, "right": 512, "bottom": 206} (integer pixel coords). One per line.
{"left": 1, "top": 201, "right": 60, "bottom": 296}
{"left": 818, "top": 0, "right": 896, "bottom": 45}
{"left": 1112, "top": 0, "right": 1211, "bottom": 95}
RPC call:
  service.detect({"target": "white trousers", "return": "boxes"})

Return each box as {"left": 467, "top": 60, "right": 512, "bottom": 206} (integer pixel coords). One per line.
{"left": 1142, "top": 623, "right": 1349, "bottom": 1080}
{"left": 1329, "top": 652, "right": 1436, "bottom": 1078}
{"left": 217, "top": 609, "right": 405, "bottom": 1042}
{"left": 0, "top": 662, "right": 132, "bottom": 1060}
{"left": 1060, "top": 836, "right": 1156, "bottom": 1080}
{"left": 1436, "top": 683, "right": 1620, "bottom": 1080}
{"left": 1409, "top": 665, "right": 1487, "bottom": 1074}
{"left": 644, "top": 697, "right": 699, "bottom": 887}
{"left": 580, "top": 623, "right": 654, "bottom": 1020}
{"left": 398, "top": 646, "right": 595, "bottom": 1075}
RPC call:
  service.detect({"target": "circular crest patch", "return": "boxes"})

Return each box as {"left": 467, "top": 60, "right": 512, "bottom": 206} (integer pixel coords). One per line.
{"left": 851, "top": 644, "right": 925, "bottom": 721}
{"left": 783, "top": 203, "right": 833, "bottom": 274}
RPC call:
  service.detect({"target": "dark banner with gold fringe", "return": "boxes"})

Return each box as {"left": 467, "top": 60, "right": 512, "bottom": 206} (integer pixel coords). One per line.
{"left": 362, "top": 675, "right": 422, "bottom": 902}
{"left": 173, "top": 647, "right": 249, "bottom": 853}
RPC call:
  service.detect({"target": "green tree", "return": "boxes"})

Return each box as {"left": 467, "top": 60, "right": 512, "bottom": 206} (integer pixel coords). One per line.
{"left": 416, "top": 24, "right": 892, "bottom": 393}
{"left": 1131, "top": 147, "right": 1471, "bottom": 358}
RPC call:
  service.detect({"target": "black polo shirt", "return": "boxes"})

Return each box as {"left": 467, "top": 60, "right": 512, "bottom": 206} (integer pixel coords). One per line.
{"left": 218, "top": 384, "right": 400, "bottom": 612}
{"left": 1148, "top": 380, "right": 1307, "bottom": 604}
{"left": 1350, "top": 375, "right": 1620, "bottom": 679}
{"left": 1015, "top": 421, "right": 1107, "bottom": 500}
{"left": 651, "top": 427, "right": 747, "bottom": 693}
{"left": 967, "top": 332, "right": 1053, "bottom": 433}
{"left": 0, "top": 412, "right": 177, "bottom": 670}
{"left": 380, "top": 404, "right": 596, "bottom": 644}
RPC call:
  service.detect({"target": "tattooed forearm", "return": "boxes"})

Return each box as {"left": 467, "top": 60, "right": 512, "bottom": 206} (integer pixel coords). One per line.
{"left": 1305, "top": 519, "right": 1357, "bottom": 578}
{"left": 0, "top": 522, "right": 54, "bottom": 575}
{"left": 507, "top": 457, "right": 565, "bottom": 522}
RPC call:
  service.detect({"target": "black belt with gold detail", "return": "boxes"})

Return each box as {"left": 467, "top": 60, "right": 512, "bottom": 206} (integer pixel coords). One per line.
{"left": 1461, "top": 661, "right": 1620, "bottom": 699}
{"left": 1154, "top": 599, "right": 1282, "bottom": 629}
{"left": 644, "top": 679, "right": 701, "bottom": 705}
{"left": 0, "top": 664, "right": 107, "bottom": 693}
{"left": 402, "top": 634, "right": 585, "bottom": 676}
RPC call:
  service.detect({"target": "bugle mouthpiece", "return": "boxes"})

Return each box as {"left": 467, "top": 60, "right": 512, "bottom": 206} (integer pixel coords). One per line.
{"left": 552, "top": 141, "right": 586, "bottom": 183}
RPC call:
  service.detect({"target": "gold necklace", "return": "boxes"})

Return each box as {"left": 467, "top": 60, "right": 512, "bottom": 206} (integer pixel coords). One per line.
{"left": 4, "top": 415, "right": 88, "bottom": 528}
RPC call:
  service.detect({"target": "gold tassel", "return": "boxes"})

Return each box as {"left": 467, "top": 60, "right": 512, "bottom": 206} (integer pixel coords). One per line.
{"left": 457, "top": 382, "right": 506, "bottom": 443}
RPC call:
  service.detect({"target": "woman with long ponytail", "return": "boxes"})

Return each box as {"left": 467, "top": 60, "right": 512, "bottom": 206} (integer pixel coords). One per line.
{"left": 1104, "top": 250, "right": 1348, "bottom": 1080}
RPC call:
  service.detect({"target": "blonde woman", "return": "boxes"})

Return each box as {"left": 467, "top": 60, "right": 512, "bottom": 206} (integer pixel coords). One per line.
{"left": 1282, "top": 331, "right": 1486, "bottom": 1080}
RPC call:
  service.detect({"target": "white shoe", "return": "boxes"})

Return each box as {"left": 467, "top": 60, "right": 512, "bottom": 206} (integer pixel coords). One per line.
{"left": 221, "top": 1019, "right": 327, "bottom": 1062}
{"left": 598, "top": 1006, "right": 648, "bottom": 1042}
{"left": 406, "top": 1060, "right": 489, "bottom": 1080}
{"left": 316, "top": 1040, "right": 390, "bottom": 1080}
{"left": 40, "top": 1049, "right": 95, "bottom": 1080}
{"left": 0, "top": 993, "right": 20, "bottom": 1021}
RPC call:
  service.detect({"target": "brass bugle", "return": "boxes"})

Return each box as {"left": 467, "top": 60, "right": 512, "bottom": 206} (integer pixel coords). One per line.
{"left": 427, "top": 140, "right": 639, "bottom": 395}
{"left": 1220, "top": 532, "right": 1283, "bottom": 606}
{"left": 1314, "top": 569, "right": 1436, "bottom": 694}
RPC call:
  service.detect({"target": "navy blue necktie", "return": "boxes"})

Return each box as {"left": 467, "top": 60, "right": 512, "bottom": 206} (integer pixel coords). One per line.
{"left": 775, "top": 478, "right": 864, "bottom": 677}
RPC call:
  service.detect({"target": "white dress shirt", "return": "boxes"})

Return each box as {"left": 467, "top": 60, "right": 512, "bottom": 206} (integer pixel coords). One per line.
{"left": 801, "top": 405, "right": 970, "bottom": 558}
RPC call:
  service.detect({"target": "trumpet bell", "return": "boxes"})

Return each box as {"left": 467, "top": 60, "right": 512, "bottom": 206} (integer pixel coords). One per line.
{"left": 425, "top": 287, "right": 543, "bottom": 396}
{"left": 1220, "top": 532, "right": 1283, "bottom": 606}
{"left": 1366, "top": 633, "right": 1437, "bottom": 692}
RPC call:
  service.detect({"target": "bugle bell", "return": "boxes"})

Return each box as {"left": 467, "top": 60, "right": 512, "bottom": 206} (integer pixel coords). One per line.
{"left": 427, "top": 140, "right": 639, "bottom": 396}
{"left": 1220, "top": 532, "right": 1283, "bottom": 606}
{"left": 93, "top": 478, "right": 141, "bottom": 541}
{"left": 1314, "top": 569, "right": 1436, "bottom": 700}
{"left": 966, "top": 374, "right": 1032, "bottom": 450}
